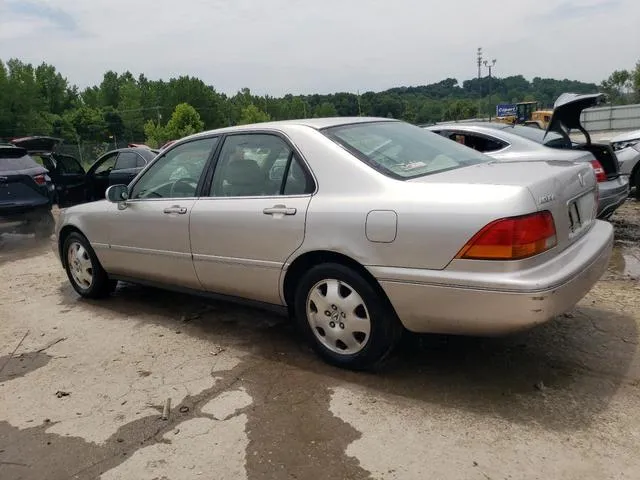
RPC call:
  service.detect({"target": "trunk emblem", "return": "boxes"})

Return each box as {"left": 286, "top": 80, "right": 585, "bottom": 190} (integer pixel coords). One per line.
{"left": 539, "top": 194, "right": 556, "bottom": 204}
{"left": 578, "top": 172, "right": 585, "bottom": 187}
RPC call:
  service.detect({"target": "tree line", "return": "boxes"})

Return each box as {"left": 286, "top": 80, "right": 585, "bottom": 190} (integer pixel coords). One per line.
{"left": 1, "top": 57, "right": 639, "bottom": 148}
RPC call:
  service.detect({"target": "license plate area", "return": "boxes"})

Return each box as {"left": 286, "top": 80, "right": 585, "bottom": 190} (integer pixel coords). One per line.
{"left": 568, "top": 190, "right": 596, "bottom": 238}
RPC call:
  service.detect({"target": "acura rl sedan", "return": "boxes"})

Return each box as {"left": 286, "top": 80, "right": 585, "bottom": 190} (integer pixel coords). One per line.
{"left": 53, "top": 117, "right": 613, "bottom": 370}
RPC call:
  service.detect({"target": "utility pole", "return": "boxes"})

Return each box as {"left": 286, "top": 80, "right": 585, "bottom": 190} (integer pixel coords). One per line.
{"left": 484, "top": 59, "right": 496, "bottom": 121}
{"left": 477, "top": 47, "right": 483, "bottom": 119}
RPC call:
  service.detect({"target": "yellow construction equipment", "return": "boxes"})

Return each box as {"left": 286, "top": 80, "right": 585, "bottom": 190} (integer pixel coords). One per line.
{"left": 495, "top": 101, "right": 553, "bottom": 129}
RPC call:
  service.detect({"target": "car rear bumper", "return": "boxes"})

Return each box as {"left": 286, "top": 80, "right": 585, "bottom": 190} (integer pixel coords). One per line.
{"left": 597, "top": 175, "right": 629, "bottom": 218}
{"left": 369, "top": 220, "right": 613, "bottom": 335}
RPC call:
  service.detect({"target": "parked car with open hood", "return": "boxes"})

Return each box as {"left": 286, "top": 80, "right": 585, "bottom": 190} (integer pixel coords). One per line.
{"left": 425, "top": 93, "right": 629, "bottom": 219}
{"left": 1, "top": 144, "right": 55, "bottom": 238}
{"left": 53, "top": 117, "right": 613, "bottom": 370}
{"left": 609, "top": 129, "right": 640, "bottom": 198}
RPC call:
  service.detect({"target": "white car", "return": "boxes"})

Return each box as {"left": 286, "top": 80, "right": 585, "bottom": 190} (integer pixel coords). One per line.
{"left": 610, "top": 129, "right": 640, "bottom": 198}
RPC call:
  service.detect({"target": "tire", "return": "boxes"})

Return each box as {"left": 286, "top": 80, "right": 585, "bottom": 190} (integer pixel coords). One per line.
{"left": 32, "top": 211, "right": 55, "bottom": 239}
{"left": 633, "top": 168, "right": 640, "bottom": 200}
{"left": 293, "top": 263, "right": 402, "bottom": 370}
{"left": 63, "top": 232, "right": 117, "bottom": 299}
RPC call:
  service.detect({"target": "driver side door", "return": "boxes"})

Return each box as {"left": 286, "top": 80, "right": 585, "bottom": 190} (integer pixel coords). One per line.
{"left": 102, "top": 137, "right": 219, "bottom": 288}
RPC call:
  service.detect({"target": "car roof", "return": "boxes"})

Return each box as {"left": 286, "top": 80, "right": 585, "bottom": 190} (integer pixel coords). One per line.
{"left": 183, "top": 117, "right": 398, "bottom": 142}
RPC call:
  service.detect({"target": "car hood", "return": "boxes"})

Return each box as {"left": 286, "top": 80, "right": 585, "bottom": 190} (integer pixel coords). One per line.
{"left": 546, "top": 92, "right": 606, "bottom": 138}
{"left": 10, "top": 136, "right": 63, "bottom": 153}
{"left": 610, "top": 129, "right": 640, "bottom": 144}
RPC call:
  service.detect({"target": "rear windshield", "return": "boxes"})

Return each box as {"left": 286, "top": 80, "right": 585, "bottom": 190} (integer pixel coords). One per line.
{"left": 501, "top": 125, "right": 572, "bottom": 149}
{"left": 0, "top": 152, "right": 42, "bottom": 172}
{"left": 323, "top": 121, "right": 491, "bottom": 179}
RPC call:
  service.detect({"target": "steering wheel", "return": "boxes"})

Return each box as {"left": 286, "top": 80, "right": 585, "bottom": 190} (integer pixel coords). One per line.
{"left": 169, "top": 178, "right": 199, "bottom": 197}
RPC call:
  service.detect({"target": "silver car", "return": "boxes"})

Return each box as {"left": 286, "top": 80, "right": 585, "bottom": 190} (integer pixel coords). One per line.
{"left": 610, "top": 129, "right": 640, "bottom": 199}
{"left": 426, "top": 93, "right": 630, "bottom": 219}
{"left": 53, "top": 118, "right": 613, "bottom": 370}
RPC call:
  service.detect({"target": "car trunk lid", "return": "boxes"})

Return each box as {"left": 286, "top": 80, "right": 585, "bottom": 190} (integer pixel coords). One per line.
{"left": 411, "top": 160, "right": 598, "bottom": 252}
{"left": 545, "top": 92, "right": 620, "bottom": 178}
{"left": 10, "top": 136, "right": 63, "bottom": 153}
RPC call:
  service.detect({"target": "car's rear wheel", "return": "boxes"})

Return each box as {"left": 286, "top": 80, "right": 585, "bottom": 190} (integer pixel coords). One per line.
{"left": 293, "top": 263, "right": 402, "bottom": 370}
{"left": 63, "top": 232, "right": 116, "bottom": 298}
{"left": 633, "top": 167, "right": 640, "bottom": 200}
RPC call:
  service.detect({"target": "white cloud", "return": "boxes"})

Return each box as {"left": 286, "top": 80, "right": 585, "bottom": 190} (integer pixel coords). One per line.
{"left": 0, "top": 0, "right": 639, "bottom": 95}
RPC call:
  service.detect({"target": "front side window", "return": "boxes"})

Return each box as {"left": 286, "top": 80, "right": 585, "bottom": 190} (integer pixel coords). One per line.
{"left": 114, "top": 152, "right": 140, "bottom": 170}
{"left": 209, "top": 134, "right": 312, "bottom": 197}
{"left": 58, "top": 155, "right": 85, "bottom": 174}
{"left": 130, "top": 137, "right": 218, "bottom": 199}
{"left": 323, "top": 121, "right": 491, "bottom": 179}
{"left": 94, "top": 153, "right": 118, "bottom": 175}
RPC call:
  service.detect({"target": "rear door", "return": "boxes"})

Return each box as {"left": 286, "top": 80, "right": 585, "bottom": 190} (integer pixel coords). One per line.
{"left": 109, "top": 151, "right": 147, "bottom": 187}
{"left": 190, "top": 132, "right": 315, "bottom": 304}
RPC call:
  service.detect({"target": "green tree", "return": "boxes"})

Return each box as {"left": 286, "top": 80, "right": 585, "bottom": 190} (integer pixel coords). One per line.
{"left": 143, "top": 120, "right": 168, "bottom": 148}
{"left": 314, "top": 102, "right": 338, "bottom": 117}
{"left": 601, "top": 70, "right": 632, "bottom": 104}
{"left": 633, "top": 61, "right": 640, "bottom": 102}
{"left": 118, "top": 80, "right": 144, "bottom": 141}
{"left": 238, "top": 104, "right": 271, "bottom": 125}
{"left": 165, "top": 103, "right": 205, "bottom": 139}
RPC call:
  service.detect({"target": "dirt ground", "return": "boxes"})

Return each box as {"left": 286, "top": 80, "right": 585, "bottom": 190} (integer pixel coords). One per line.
{"left": 1, "top": 200, "right": 639, "bottom": 480}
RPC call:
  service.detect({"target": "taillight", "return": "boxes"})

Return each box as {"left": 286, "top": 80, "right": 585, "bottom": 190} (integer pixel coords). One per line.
{"left": 590, "top": 160, "right": 606, "bottom": 182}
{"left": 455, "top": 211, "right": 557, "bottom": 260}
{"left": 33, "top": 174, "right": 46, "bottom": 185}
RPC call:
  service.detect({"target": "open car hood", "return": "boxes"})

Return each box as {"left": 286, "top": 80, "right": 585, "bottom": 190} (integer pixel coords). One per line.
{"left": 546, "top": 93, "right": 606, "bottom": 141}
{"left": 10, "top": 136, "right": 63, "bottom": 153}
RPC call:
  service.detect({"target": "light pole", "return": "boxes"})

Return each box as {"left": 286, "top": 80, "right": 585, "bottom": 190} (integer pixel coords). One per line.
{"left": 477, "top": 47, "right": 483, "bottom": 117}
{"left": 484, "top": 59, "right": 496, "bottom": 121}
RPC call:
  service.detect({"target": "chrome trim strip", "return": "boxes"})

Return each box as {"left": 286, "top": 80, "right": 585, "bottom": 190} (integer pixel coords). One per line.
{"left": 110, "top": 244, "right": 191, "bottom": 259}
{"left": 192, "top": 253, "right": 282, "bottom": 270}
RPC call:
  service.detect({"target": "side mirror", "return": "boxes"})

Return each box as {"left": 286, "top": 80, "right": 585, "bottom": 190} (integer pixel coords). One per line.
{"left": 106, "top": 184, "right": 129, "bottom": 203}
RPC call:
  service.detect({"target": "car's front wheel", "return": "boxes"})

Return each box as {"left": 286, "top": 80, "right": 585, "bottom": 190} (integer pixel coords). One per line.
{"left": 293, "top": 263, "right": 402, "bottom": 370}
{"left": 63, "top": 232, "right": 117, "bottom": 298}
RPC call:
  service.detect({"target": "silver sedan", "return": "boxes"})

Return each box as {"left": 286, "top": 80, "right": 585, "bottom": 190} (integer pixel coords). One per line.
{"left": 53, "top": 117, "right": 613, "bottom": 370}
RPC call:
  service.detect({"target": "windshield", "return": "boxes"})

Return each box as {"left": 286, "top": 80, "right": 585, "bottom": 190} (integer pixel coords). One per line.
{"left": 323, "top": 121, "right": 491, "bottom": 179}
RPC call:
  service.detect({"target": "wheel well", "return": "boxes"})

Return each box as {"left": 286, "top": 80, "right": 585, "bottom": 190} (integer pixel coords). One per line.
{"left": 283, "top": 250, "right": 390, "bottom": 309}
{"left": 58, "top": 225, "right": 84, "bottom": 267}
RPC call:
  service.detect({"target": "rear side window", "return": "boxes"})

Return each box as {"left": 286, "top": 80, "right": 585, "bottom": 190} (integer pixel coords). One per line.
{"left": 323, "top": 121, "right": 490, "bottom": 179}
{"left": 114, "top": 152, "right": 141, "bottom": 170}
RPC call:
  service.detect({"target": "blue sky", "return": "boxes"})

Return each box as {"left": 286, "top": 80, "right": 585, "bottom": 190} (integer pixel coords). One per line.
{"left": 0, "top": 0, "right": 638, "bottom": 95}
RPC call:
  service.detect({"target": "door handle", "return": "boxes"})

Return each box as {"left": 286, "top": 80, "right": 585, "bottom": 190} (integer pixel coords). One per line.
{"left": 163, "top": 205, "right": 188, "bottom": 215}
{"left": 263, "top": 205, "right": 297, "bottom": 216}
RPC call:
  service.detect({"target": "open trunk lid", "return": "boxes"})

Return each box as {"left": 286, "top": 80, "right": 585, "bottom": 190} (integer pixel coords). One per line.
{"left": 10, "top": 136, "right": 63, "bottom": 153}
{"left": 545, "top": 92, "right": 620, "bottom": 178}
{"left": 412, "top": 160, "right": 598, "bottom": 252}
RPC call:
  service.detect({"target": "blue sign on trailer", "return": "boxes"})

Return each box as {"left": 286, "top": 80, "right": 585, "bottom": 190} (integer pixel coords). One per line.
{"left": 496, "top": 104, "right": 517, "bottom": 117}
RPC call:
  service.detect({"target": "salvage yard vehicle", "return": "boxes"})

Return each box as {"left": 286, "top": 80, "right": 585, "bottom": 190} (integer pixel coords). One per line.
{"left": 84, "top": 146, "right": 159, "bottom": 201}
{"left": 425, "top": 93, "right": 630, "bottom": 219}
{"left": 1, "top": 144, "right": 56, "bottom": 238}
{"left": 10, "top": 136, "right": 87, "bottom": 207}
{"left": 53, "top": 117, "right": 613, "bottom": 370}
{"left": 610, "top": 129, "right": 640, "bottom": 199}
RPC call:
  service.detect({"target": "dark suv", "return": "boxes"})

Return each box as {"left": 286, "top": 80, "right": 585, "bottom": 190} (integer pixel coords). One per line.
{"left": 0, "top": 144, "right": 55, "bottom": 238}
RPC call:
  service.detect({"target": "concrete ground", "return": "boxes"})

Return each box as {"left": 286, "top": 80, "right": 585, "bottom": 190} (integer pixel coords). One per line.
{"left": 0, "top": 200, "right": 639, "bottom": 480}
